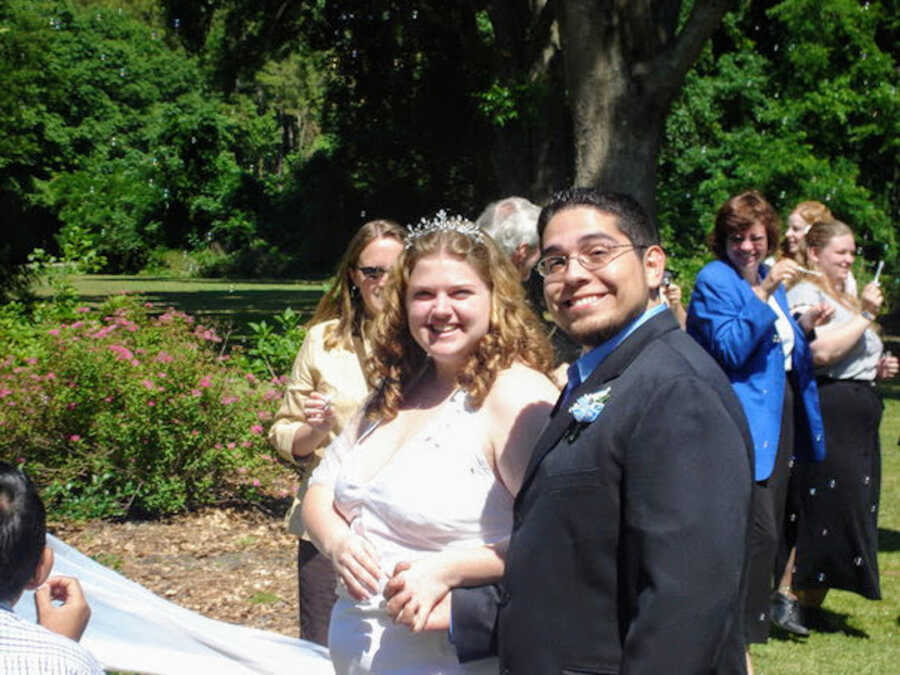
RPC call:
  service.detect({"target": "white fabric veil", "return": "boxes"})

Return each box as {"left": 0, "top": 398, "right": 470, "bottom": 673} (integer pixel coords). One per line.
{"left": 16, "top": 535, "right": 334, "bottom": 675}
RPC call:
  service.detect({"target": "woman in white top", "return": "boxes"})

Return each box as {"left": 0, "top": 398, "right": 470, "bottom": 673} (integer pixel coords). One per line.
{"left": 786, "top": 218, "right": 898, "bottom": 618}
{"left": 268, "top": 219, "right": 405, "bottom": 645}
{"left": 302, "top": 214, "right": 559, "bottom": 673}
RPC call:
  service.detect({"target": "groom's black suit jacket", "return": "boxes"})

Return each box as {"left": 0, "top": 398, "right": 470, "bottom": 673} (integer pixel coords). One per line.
{"left": 453, "top": 311, "right": 754, "bottom": 674}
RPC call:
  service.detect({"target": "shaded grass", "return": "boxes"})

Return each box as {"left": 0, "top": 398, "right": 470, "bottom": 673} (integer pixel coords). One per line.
{"left": 752, "top": 375, "right": 900, "bottom": 674}
{"left": 39, "top": 275, "right": 326, "bottom": 342}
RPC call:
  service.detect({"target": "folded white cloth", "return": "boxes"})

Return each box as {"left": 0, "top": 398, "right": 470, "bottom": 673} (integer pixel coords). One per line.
{"left": 16, "top": 535, "right": 334, "bottom": 675}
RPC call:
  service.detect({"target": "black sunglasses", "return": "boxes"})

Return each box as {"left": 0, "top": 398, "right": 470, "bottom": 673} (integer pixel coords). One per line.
{"left": 356, "top": 265, "right": 389, "bottom": 280}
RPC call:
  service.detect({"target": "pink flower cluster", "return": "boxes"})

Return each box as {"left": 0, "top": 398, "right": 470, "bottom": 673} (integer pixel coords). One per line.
{"left": 156, "top": 309, "right": 195, "bottom": 325}
{"left": 193, "top": 325, "right": 223, "bottom": 343}
{"left": 91, "top": 324, "right": 118, "bottom": 340}
{"left": 108, "top": 344, "right": 140, "bottom": 366}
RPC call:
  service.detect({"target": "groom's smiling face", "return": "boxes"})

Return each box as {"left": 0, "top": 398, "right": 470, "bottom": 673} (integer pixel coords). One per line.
{"left": 541, "top": 207, "right": 663, "bottom": 349}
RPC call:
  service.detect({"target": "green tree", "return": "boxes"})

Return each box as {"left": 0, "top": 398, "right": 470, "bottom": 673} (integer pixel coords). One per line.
{"left": 0, "top": 1, "right": 76, "bottom": 285}
{"left": 161, "top": 0, "right": 315, "bottom": 94}
{"left": 4, "top": 1, "right": 894, "bottom": 284}
{"left": 658, "top": 0, "right": 897, "bottom": 281}
{"left": 0, "top": 0, "right": 285, "bottom": 273}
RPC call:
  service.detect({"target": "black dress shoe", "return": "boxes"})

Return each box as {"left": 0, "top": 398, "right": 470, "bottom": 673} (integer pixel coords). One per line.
{"left": 800, "top": 605, "right": 832, "bottom": 632}
{"left": 771, "top": 591, "right": 810, "bottom": 637}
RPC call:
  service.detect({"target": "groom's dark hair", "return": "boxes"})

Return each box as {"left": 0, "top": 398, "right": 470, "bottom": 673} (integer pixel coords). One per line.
{"left": 537, "top": 188, "right": 659, "bottom": 248}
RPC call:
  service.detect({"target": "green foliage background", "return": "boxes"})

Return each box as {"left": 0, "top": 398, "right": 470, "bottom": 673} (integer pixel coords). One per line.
{"left": 658, "top": 0, "right": 898, "bottom": 292}
{"left": 1, "top": 0, "right": 897, "bottom": 293}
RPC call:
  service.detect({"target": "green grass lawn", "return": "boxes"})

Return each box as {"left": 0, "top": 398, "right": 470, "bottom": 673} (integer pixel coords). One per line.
{"left": 39, "top": 275, "right": 900, "bottom": 673}
{"left": 42, "top": 275, "right": 327, "bottom": 342}
{"left": 752, "top": 375, "right": 900, "bottom": 674}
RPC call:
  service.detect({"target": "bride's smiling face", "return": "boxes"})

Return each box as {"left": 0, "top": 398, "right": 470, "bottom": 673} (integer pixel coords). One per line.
{"left": 405, "top": 252, "right": 491, "bottom": 371}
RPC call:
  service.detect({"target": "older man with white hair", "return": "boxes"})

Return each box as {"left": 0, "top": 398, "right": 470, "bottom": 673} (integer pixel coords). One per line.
{"left": 477, "top": 196, "right": 580, "bottom": 372}
{"left": 476, "top": 196, "right": 543, "bottom": 281}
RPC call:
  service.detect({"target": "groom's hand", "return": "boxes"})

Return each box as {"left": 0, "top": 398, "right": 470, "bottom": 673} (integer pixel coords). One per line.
{"left": 421, "top": 593, "right": 451, "bottom": 631}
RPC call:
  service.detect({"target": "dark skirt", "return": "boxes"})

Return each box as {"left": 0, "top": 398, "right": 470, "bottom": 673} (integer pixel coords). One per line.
{"left": 790, "top": 378, "right": 882, "bottom": 599}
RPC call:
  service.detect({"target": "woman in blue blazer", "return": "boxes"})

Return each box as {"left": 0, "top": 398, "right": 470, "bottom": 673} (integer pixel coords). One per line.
{"left": 687, "top": 191, "right": 827, "bottom": 664}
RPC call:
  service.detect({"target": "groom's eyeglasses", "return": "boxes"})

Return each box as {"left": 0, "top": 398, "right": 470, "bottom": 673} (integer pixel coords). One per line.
{"left": 356, "top": 266, "right": 390, "bottom": 281}
{"left": 536, "top": 244, "right": 646, "bottom": 279}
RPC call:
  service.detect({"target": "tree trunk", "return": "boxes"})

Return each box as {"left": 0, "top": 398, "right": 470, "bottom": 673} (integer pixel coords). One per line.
{"left": 556, "top": 0, "right": 734, "bottom": 217}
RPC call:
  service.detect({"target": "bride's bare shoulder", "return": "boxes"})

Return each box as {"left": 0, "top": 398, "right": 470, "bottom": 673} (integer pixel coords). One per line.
{"left": 486, "top": 363, "right": 559, "bottom": 416}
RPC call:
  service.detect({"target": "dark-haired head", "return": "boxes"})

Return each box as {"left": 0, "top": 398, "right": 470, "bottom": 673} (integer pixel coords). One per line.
{"left": 537, "top": 188, "right": 659, "bottom": 248}
{"left": 710, "top": 190, "right": 780, "bottom": 260}
{"left": 0, "top": 462, "right": 46, "bottom": 603}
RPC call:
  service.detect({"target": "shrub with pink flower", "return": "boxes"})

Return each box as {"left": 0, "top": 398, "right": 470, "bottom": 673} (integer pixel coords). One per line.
{"left": 0, "top": 295, "right": 295, "bottom": 520}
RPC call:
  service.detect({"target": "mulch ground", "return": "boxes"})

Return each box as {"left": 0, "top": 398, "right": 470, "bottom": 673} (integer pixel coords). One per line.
{"left": 50, "top": 507, "right": 301, "bottom": 638}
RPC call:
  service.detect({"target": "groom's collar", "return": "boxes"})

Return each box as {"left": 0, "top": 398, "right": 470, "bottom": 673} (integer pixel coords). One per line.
{"left": 563, "top": 303, "right": 668, "bottom": 403}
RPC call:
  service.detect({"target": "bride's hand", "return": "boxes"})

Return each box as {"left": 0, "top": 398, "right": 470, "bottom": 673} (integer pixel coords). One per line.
{"left": 384, "top": 559, "right": 451, "bottom": 632}
{"left": 330, "top": 531, "right": 383, "bottom": 600}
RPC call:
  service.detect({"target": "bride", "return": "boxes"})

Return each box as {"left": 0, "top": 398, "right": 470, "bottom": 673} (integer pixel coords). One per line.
{"left": 302, "top": 214, "right": 559, "bottom": 673}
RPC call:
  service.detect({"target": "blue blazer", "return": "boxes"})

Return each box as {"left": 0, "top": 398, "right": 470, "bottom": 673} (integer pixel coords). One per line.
{"left": 687, "top": 259, "right": 825, "bottom": 481}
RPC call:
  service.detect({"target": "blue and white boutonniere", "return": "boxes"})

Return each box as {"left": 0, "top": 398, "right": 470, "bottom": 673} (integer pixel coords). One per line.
{"left": 566, "top": 387, "right": 611, "bottom": 442}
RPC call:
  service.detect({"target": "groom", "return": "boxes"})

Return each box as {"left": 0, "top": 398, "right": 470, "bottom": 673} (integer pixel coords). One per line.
{"left": 389, "top": 189, "right": 754, "bottom": 673}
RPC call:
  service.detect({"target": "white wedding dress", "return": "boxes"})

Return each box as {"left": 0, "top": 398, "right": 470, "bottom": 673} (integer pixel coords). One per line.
{"left": 309, "top": 390, "right": 509, "bottom": 674}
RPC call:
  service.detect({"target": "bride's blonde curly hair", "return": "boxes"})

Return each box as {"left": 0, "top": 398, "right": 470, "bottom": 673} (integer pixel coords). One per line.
{"left": 366, "top": 225, "right": 553, "bottom": 421}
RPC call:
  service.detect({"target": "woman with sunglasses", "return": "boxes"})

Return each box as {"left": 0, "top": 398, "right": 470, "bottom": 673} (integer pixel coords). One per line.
{"left": 686, "top": 191, "right": 829, "bottom": 672}
{"left": 268, "top": 219, "right": 405, "bottom": 645}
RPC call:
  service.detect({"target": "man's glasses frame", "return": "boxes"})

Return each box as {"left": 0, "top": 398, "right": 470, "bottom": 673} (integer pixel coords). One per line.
{"left": 536, "top": 244, "right": 646, "bottom": 279}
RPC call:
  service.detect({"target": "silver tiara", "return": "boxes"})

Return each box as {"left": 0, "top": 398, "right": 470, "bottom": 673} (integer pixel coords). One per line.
{"left": 404, "top": 210, "right": 483, "bottom": 249}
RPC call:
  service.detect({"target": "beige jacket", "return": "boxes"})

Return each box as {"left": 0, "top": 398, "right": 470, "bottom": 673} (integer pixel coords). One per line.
{"left": 267, "top": 319, "right": 371, "bottom": 535}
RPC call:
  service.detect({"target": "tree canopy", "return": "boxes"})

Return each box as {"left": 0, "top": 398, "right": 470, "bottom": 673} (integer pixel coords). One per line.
{"left": 1, "top": 0, "right": 896, "bottom": 290}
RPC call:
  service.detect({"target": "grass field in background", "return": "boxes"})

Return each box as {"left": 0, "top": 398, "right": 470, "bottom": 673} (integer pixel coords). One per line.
{"left": 40, "top": 275, "right": 900, "bottom": 673}
{"left": 42, "top": 275, "right": 327, "bottom": 342}
{"left": 753, "top": 377, "right": 899, "bottom": 674}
